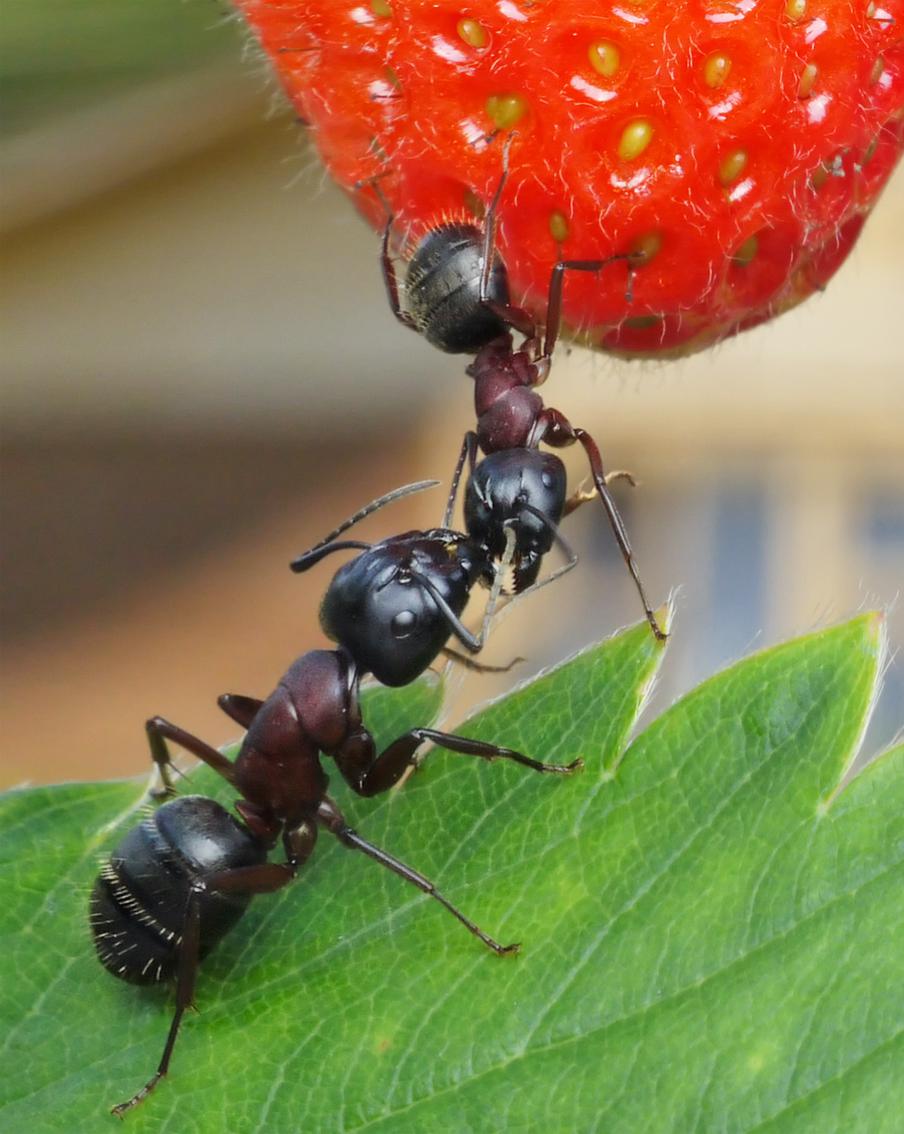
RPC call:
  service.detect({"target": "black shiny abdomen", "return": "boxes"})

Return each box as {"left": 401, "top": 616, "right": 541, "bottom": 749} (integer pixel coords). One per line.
{"left": 406, "top": 224, "right": 509, "bottom": 354}
{"left": 90, "top": 796, "right": 266, "bottom": 985}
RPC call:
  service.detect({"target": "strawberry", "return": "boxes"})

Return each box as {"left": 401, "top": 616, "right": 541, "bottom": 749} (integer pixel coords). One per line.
{"left": 235, "top": 0, "right": 904, "bottom": 357}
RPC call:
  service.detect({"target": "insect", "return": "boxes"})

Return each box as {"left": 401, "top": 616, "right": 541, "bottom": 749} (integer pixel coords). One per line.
{"left": 378, "top": 142, "right": 667, "bottom": 640}
{"left": 90, "top": 483, "right": 580, "bottom": 1115}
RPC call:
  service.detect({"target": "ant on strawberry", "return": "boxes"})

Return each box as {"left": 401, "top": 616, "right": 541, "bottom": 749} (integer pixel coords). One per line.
{"left": 376, "top": 139, "right": 667, "bottom": 640}
{"left": 91, "top": 481, "right": 580, "bottom": 1116}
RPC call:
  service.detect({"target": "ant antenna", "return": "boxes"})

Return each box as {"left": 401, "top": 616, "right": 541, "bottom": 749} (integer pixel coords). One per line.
{"left": 371, "top": 178, "right": 395, "bottom": 222}
{"left": 515, "top": 503, "right": 579, "bottom": 596}
{"left": 290, "top": 540, "right": 373, "bottom": 574}
{"left": 441, "top": 648, "right": 524, "bottom": 674}
{"left": 406, "top": 525, "right": 516, "bottom": 654}
{"left": 290, "top": 480, "right": 439, "bottom": 573}
{"left": 316, "top": 479, "right": 439, "bottom": 544}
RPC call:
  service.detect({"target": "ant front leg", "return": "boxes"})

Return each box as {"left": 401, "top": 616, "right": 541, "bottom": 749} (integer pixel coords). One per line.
{"left": 533, "top": 410, "right": 666, "bottom": 641}
{"left": 563, "top": 469, "right": 638, "bottom": 517}
{"left": 443, "top": 432, "right": 479, "bottom": 528}
{"left": 145, "top": 716, "right": 238, "bottom": 797}
{"left": 380, "top": 218, "right": 418, "bottom": 332}
{"left": 317, "top": 796, "right": 519, "bottom": 956}
{"left": 333, "top": 722, "right": 582, "bottom": 800}
{"left": 441, "top": 647, "right": 524, "bottom": 674}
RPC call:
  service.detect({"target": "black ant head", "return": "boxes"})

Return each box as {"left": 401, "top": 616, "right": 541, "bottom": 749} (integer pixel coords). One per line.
{"left": 406, "top": 223, "right": 510, "bottom": 354}
{"left": 464, "top": 449, "right": 567, "bottom": 592}
{"left": 320, "top": 530, "right": 490, "bottom": 686}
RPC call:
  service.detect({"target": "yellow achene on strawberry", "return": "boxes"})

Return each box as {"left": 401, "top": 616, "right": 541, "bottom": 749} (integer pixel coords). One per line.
{"left": 236, "top": 0, "right": 904, "bottom": 357}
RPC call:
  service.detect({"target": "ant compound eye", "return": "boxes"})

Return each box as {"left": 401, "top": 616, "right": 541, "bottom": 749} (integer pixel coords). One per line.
{"left": 541, "top": 471, "right": 554, "bottom": 489}
{"left": 391, "top": 610, "right": 417, "bottom": 639}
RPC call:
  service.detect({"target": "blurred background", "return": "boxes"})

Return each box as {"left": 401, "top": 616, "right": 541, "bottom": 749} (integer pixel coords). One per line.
{"left": 2, "top": 0, "right": 902, "bottom": 788}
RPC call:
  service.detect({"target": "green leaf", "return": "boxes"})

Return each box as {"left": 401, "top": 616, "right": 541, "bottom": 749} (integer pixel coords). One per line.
{"left": 2, "top": 614, "right": 900, "bottom": 1133}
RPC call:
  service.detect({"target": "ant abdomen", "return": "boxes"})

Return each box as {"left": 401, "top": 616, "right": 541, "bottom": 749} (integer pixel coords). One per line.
{"left": 406, "top": 223, "right": 509, "bottom": 354}
{"left": 90, "top": 796, "right": 266, "bottom": 985}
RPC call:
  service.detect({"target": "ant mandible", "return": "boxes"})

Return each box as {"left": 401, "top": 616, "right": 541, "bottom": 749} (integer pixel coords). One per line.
{"left": 91, "top": 482, "right": 580, "bottom": 1116}
{"left": 378, "top": 138, "right": 667, "bottom": 640}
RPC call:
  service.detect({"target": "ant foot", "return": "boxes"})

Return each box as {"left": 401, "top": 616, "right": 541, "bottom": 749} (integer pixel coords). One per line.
{"left": 605, "top": 468, "right": 639, "bottom": 489}
{"left": 536, "top": 756, "right": 583, "bottom": 774}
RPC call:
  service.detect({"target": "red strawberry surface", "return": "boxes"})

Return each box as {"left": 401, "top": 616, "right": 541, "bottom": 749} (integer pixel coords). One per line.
{"left": 236, "top": 0, "right": 904, "bottom": 357}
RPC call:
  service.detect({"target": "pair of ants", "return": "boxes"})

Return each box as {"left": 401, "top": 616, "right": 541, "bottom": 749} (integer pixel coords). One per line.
{"left": 91, "top": 142, "right": 665, "bottom": 1115}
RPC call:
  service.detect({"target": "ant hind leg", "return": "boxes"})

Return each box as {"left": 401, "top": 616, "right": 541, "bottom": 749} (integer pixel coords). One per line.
{"left": 542, "top": 255, "right": 637, "bottom": 362}
{"left": 380, "top": 217, "right": 419, "bottom": 332}
{"left": 145, "top": 717, "right": 238, "bottom": 797}
{"left": 316, "top": 796, "right": 519, "bottom": 957}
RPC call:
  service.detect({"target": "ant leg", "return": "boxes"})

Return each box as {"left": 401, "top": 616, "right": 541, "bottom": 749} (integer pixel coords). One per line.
{"left": 441, "top": 647, "right": 524, "bottom": 674}
{"left": 317, "top": 796, "right": 519, "bottom": 956}
{"left": 443, "top": 432, "right": 479, "bottom": 528}
{"left": 380, "top": 218, "right": 418, "bottom": 331}
{"left": 110, "top": 888, "right": 203, "bottom": 1117}
{"left": 563, "top": 469, "right": 638, "bottom": 517}
{"left": 207, "top": 822, "right": 318, "bottom": 894}
{"left": 572, "top": 427, "right": 665, "bottom": 641}
{"left": 478, "top": 139, "right": 509, "bottom": 299}
{"left": 477, "top": 137, "right": 537, "bottom": 340}
{"left": 533, "top": 411, "right": 665, "bottom": 640}
{"left": 217, "top": 694, "right": 263, "bottom": 730}
{"left": 146, "top": 716, "right": 237, "bottom": 795}
{"left": 108, "top": 822, "right": 316, "bottom": 1117}
{"left": 541, "top": 255, "right": 637, "bottom": 361}
{"left": 343, "top": 725, "right": 582, "bottom": 799}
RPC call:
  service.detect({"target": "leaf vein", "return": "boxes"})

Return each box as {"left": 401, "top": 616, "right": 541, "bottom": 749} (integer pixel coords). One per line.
{"left": 341, "top": 854, "right": 902, "bottom": 1133}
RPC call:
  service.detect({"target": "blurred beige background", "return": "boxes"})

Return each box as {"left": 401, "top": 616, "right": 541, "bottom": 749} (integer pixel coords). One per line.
{"left": 2, "top": 2, "right": 902, "bottom": 788}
